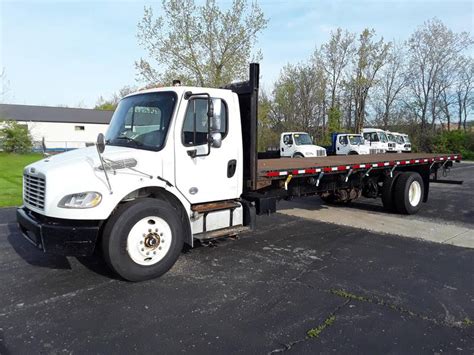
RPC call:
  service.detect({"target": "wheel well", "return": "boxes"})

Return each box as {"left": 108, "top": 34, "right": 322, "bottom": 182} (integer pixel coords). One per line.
{"left": 104, "top": 187, "right": 193, "bottom": 247}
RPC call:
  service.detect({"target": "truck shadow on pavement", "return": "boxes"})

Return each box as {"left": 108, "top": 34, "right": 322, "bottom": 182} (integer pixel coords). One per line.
{"left": 280, "top": 196, "right": 387, "bottom": 214}
{"left": 7, "top": 224, "right": 72, "bottom": 270}
{"left": 6, "top": 223, "right": 119, "bottom": 279}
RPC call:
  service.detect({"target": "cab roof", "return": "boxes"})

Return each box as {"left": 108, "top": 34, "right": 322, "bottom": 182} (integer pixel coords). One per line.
{"left": 123, "top": 86, "right": 233, "bottom": 100}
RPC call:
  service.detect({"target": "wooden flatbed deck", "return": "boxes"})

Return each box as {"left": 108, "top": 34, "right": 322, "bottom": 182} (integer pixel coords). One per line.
{"left": 258, "top": 153, "right": 461, "bottom": 179}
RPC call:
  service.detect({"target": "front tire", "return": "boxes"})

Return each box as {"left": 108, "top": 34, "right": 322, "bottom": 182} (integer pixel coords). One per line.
{"left": 393, "top": 172, "right": 424, "bottom": 215}
{"left": 102, "top": 198, "right": 184, "bottom": 281}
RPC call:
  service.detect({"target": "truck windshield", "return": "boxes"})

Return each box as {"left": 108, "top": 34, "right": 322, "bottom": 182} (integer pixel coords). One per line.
{"left": 294, "top": 134, "right": 312, "bottom": 145}
{"left": 348, "top": 135, "right": 364, "bottom": 145}
{"left": 395, "top": 135, "right": 404, "bottom": 144}
{"left": 379, "top": 132, "right": 388, "bottom": 143}
{"left": 387, "top": 133, "right": 396, "bottom": 142}
{"left": 106, "top": 92, "right": 177, "bottom": 151}
{"left": 403, "top": 135, "right": 410, "bottom": 143}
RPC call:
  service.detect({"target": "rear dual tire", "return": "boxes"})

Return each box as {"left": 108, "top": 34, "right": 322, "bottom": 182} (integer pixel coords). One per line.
{"left": 382, "top": 172, "right": 424, "bottom": 215}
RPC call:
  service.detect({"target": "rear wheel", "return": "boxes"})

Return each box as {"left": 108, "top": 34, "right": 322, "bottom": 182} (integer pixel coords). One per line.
{"left": 393, "top": 172, "right": 424, "bottom": 214}
{"left": 102, "top": 198, "right": 184, "bottom": 281}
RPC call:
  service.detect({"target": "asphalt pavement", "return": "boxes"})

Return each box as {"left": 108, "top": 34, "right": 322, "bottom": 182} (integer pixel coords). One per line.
{"left": 0, "top": 163, "right": 473, "bottom": 354}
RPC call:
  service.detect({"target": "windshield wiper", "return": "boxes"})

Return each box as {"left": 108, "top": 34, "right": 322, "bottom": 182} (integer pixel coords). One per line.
{"left": 114, "top": 136, "right": 143, "bottom": 147}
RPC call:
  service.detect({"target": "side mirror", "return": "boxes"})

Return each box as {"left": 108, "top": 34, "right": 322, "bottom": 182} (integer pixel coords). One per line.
{"left": 96, "top": 133, "right": 106, "bottom": 154}
{"left": 209, "top": 132, "right": 222, "bottom": 148}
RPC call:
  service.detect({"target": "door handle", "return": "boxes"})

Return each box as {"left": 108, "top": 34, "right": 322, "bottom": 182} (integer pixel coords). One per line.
{"left": 227, "top": 159, "right": 237, "bottom": 178}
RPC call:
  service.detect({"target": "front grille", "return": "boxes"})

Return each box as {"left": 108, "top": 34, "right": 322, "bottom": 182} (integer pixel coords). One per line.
{"left": 23, "top": 173, "right": 46, "bottom": 210}
{"left": 316, "top": 149, "right": 326, "bottom": 157}
{"left": 370, "top": 148, "right": 384, "bottom": 154}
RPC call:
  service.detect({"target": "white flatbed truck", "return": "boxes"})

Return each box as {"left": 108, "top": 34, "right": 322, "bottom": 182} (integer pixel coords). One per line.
{"left": 17, "top": 64, "right": 462, "bottom": 281}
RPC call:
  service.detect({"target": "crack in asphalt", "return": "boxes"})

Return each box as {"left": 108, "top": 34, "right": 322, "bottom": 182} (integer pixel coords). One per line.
{"left": 330, "top": 288, "right": 474, "bottom": 330}
{"left": 268, "top": 299, "right": 350, "bottom": 354}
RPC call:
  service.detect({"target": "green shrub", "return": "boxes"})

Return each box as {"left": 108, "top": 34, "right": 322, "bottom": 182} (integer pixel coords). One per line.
{"left": 0, "top": 120, "right": 33, "bottom": 153}
{"left": 431, "top": 130, "right": 474, "bottom": 160}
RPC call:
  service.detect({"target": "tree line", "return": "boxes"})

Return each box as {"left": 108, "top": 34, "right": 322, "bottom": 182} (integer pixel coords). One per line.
{"left": 259, "top": 19, "right": 473, "bottom": 151}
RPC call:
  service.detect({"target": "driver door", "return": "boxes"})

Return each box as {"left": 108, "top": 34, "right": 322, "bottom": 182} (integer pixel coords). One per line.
{"left": 174, "top": 94, "right": 240, "bottom": 204}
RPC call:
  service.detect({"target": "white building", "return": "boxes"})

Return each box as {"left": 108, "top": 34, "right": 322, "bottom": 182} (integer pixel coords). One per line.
{"left": 0, "top": 104, "right": 113, "bottom": 151}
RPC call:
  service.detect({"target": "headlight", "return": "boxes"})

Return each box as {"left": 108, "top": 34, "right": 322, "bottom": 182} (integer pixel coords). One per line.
{"left": 58, "top": 192, "right": 102, "bottom": 209}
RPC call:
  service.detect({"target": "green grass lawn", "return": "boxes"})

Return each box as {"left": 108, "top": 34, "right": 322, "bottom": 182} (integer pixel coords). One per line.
{"left": 0, "top": 153, "right": 43, "bottom": 208}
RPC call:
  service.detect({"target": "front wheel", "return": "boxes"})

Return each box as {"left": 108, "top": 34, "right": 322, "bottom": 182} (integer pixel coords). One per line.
{"left": 102, "top": 198, "right": 184, "bottom": 281}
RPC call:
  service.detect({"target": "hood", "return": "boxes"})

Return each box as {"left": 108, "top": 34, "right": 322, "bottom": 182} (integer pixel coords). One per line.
{"left": 298, "top": 145, "right": 327, "bottom": 156}
{"left": 23, "top": 145, "right": 164, "bottom": 219}
{"left": 28, "top": 145, "right": 143, "bottom": 173}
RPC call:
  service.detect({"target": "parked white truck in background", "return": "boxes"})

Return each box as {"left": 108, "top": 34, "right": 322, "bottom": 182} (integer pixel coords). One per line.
{"left": 17, "top": 64, "right": 461, "bottom": 282}
{"left": 280, "top": 132, "right": 327, "bottom": 158}
{"left": 326, "top": 133, "right": 370, "bottom": 155}
{"left": 362, "top": 128, "right": 392, "bottom": 153}
{"left": 391, "top": 132, "right": 412, "bottom": 153}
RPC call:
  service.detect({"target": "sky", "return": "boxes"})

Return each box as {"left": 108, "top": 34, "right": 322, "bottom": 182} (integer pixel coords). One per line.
{"left": 1, "top": 0, "right": 473, "bottom": 108}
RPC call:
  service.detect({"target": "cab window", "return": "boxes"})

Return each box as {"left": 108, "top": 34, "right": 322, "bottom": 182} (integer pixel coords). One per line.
{"left": 338, "top": 136, "right": 348, "bottom": 145}
{"left": 364, "top": 132, "right": 379, "bottom": 142}
{"left": 283, "top": 134, "right": 293, "bottom": 145}
{"left": 182, "top": 98, "right": 227, "bottom": 146}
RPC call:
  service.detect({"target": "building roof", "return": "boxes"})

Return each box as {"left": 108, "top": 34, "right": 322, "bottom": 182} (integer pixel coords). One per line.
{"left": 0, "top": 104, "right": 114, "bottom": 124}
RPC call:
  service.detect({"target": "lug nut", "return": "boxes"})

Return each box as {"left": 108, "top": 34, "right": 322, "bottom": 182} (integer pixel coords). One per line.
{"left": 158, "top": 247, "right": 162, "bottom": 250}
{"left": 155, "top": 228, "right": 158, "bottom": 232}
{"left": 146, "top": 252, "right": 150, "bottom": 255}
{"left": 153, "top": 251, "right": 156, "bottom": 255}
{"left": 148, "top": 229, "right": 152, "bottom": 232}
{"left": 140, "top": 241, "right": 143, "bottom": 244}
{"left": 141, "top": 248, "right": 144, "bottom": 251}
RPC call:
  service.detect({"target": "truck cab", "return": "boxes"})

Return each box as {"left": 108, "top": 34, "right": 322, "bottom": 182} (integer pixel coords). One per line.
{"left": 362, "top": 128, "right": 389, "bottom": 154}
{"left": 399, "top": 133, "right": 412, "bottom": 152}
{"left": 280, "top": 132, "right": 327, "bottom": 158}
{"left": 17, "top": 84, "right": 250, "bottom": 281}
{"left": 385, "top": 132, "right": 398, "bottom": 153}
{"left": 327, "top": 133, "right": 370, "bottom": 155}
